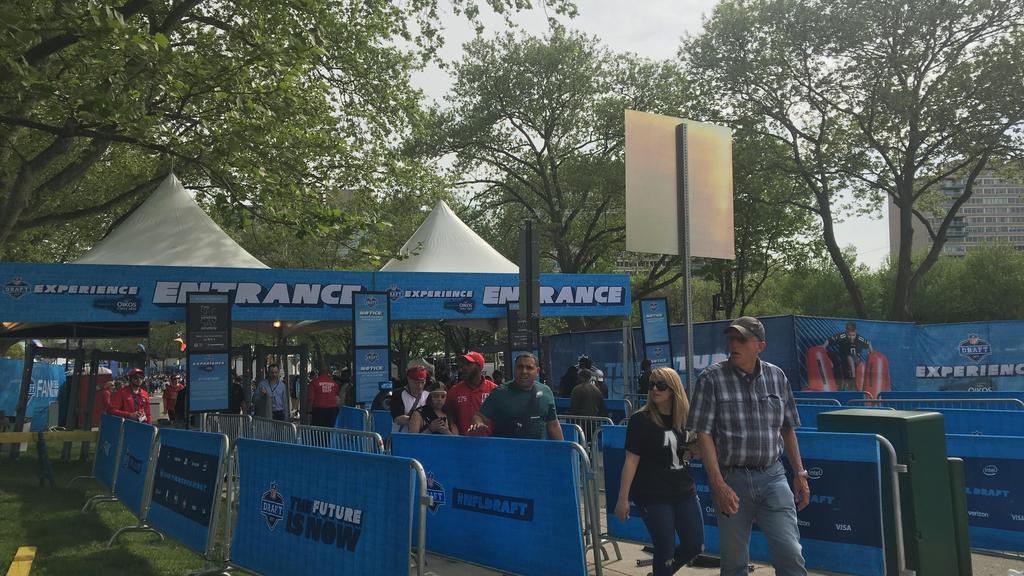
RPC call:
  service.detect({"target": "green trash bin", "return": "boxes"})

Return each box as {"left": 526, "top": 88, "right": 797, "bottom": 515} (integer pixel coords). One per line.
{"left": 817, "top": 409, "right": 969, "bottom": 576}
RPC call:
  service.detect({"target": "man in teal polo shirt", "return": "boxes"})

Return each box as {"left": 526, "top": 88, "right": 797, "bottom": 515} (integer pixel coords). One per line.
{"left": 468, "top": 353, "right": 563, "bottom": 440}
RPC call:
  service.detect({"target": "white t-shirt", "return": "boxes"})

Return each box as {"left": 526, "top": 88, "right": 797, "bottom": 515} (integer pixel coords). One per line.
{"left": 392, "top": 388, "right": 428, "bottom": 432}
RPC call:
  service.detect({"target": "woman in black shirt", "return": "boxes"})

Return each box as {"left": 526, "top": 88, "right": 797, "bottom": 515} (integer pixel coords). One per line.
{"left": 408, "top": 387, "right": 458, "bottom": 435}
{"left": 614, "top": 367, "right": 703, "bottom": 575}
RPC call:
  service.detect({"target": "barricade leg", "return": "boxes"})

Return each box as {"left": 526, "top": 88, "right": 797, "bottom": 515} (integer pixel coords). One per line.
{"left": 107, "top": 523, "right": 164, "bottom": 547}
{"left": 81, "top": 494, "right": 118, "bottom": 513}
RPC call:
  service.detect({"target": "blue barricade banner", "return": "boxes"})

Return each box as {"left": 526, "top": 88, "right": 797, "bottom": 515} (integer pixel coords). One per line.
{"left": 915, "top": 321, "right": 1024, "bottom": 392}
{"left": 879, "top": 390, "right": 1024, "bottom": 409}
{"left": 603, "top": 426, "right": 886, "bottom": 576}
{"left": 794, "top": 391, "right": 867, "bottom": 404}
{"left": 94, "top": 414, "right": 125, "bottom": 490}
{"left": 230, "top": 439, "right": 416, "bottom": 576}
{"left": 391, "top": 434, "right": 587, "bottom": 576}
{"left": 561, "top": 422, "right": 584, "bottom": 445}
{"left": 0, "top": 358, "right": 66, "bottom": 431}
{"left": 371, "top": 410, "right": 392, "bottom": 442}
{"left": 548, "top": 316, "right": 796, "bottom": 400}
{"left": 922, "top": 409, "right": 1024, "bottom": 436}
{"left": 795, "top": 404, "right": 845, "bottom": 430}
{"left": 946, "top": 435, "right": 1024, "bottom": 552}
{"left": 114, "top": 419, "right": 157, "bottom": 518}
{"left": 335, "top": 406, "right": 367, "bottom": 431}
{"left": 0, "top": 263, "right": 629, "bottom": 322}
{"left": 605, "top": 398, "right": 630, "bottom": 423}
{"left": 554, "top": 397, "right": 571, "bottom": 412}
{"left": 147, "top": 429, "right": 227, "bottom": 555}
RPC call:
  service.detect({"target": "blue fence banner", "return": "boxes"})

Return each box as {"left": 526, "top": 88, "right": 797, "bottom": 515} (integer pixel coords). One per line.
{"left": 147, "top": 428, "right": 228, "bottom": 555}
{"left": 354, "top": 347, "right": 389, "bottom": 404}
{"left": 794, "top": 391, "right": 867, "bottom": 404}
{"left": 114, "top": 419, "right": 158, "bottom": 518}
{"left": 603, "top": 426, "right": 886, "bottom": 576}
{"left": 188, "top": 352, "right": 230, "bottom": 412}
{"left": 391, "top": 434, "right": 587, "bottom": 576}
{"left": 880, "top": 390, "right": 1024, "bottom": 404}
{"left": 335, "top": 406, "right": 367, "bottom": 431}
{"left": 946, "top": 435, "right": 1024, "bottom": 552}
{"left": 94, "top": 414, "right": 125, "bottom": 490}
{"left": 0, "top": 358, "right": 66, "bottom": 431}
{"left": 919, "top": 408, "right": 1024, "bottom": 436}
{"left": 640, "top": 298, "right": 671, "bottom": 346}
{"left": 371, "top": 410, "right": 392, "bottom": 443}
{"left": 915, "top": 321, "right": 1024, "bottom": 392}
{"left": 230, "top": 438, "right": 417, "bottom": 576}
{"left": 0, "top": 263, "right": 629, "bottom": 323}
{"left": 353, "top": 292, "right": 390, "bottom": 347}
{"left": 605, "top": 398, "right": 630, "bottom": 423}
{"left": 795, "top": 404, "right": 845, "bottom": 430}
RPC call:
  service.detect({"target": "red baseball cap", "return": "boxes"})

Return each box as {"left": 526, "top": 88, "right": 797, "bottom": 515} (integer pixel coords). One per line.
{"left": 127, "top": 368, "right": 145, "bottom": 379}
{"left": 460, "top": 351, "right": 485, "bottom": 368}
{"left": 406, "top": 365, "right": 428, "bottom": 381}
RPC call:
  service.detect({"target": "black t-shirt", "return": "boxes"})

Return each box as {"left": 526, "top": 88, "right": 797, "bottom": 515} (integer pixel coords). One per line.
{"left": 624, "top": 411, "right": 696, "bottom": 504}
{"left": 413, "top": 405, "right": 448, "bottom": 433}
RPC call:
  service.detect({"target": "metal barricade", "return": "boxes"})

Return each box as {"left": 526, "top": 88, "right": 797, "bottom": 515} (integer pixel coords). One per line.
{"left": 850, "top": 398, "right": 1024, "bottom": 411}
{"left": 296, "top": 424, "right": 385, "bottom": 454}
{"left": 795, "top": 398, "right": 843, "bottom": 406}
{"left": 250, "top": 417, "right": 298, "bottom": 443}
{"left": 558, "top": 415, "right": 614, "bottom": 448}
{"left": 204, "top": 413, "right": 253, "bottom": 447}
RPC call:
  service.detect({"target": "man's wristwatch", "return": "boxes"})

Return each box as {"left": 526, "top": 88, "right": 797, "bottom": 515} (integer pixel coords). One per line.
{"left": 794, "top": 469, "right": 809, "bottom": 478}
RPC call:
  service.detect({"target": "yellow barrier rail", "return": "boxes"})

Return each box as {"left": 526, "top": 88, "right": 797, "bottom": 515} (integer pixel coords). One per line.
{"left": 5, "top": 546, "right": 36, "bottom": 576}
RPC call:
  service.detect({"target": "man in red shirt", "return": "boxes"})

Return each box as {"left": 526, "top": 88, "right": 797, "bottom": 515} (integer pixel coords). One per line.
{"left": 444, "top": 351, "right": 497, "bottom": 437}
{"left": 109, "top": 368, "right": 152, "bottom": 424}
{"left": 91, "top": 378, "right": 114, "bottom": 427}
{"left": 307, "top": 369, "right": 340, "bottom": 427}
{"left": 163, "top": 373, "right": 184, "bottom": 418}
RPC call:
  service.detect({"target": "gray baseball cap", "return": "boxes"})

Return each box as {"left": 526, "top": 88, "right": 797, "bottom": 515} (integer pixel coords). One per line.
{"left": 725, "top": 316, "right": 765, "bottom": 341}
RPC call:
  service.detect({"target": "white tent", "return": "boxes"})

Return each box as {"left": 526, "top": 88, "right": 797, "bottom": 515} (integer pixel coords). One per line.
{"left": 381, "top": 200, "right": 518, "bottom": 273}
{"left": 74, "top": 173, "right": 268, "bottom": 268}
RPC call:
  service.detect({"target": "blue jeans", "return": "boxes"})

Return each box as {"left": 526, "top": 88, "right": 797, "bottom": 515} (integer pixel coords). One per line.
{"left": 638, "top": 493, "right": 704, "bottom": 576}
{"left": 717, "top": 460, "right": 806, "bottom": 576}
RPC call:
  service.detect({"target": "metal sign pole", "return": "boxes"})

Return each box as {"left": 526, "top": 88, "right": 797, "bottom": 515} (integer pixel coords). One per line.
{"left": 676, "top": 124, "right": 696, "bottom": 390}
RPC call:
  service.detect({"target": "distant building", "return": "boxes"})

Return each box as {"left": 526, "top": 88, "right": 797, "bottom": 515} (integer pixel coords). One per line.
{"left": 889, "top": 170, "right": 1024, "bottom": 257}
{"left": 614, "top": 252, "right": 666, "bottom": 274}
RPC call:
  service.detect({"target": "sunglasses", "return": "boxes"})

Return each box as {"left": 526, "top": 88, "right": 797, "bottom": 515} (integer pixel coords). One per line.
{"left": 651, "top": 379, "right": 671, "bottom": 392}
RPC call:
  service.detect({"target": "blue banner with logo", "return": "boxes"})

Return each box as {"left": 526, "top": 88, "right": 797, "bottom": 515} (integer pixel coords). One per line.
{"left": 94, "top": 414, "right": 125, "bottom": 490}
{"left": 354, "top": 348, "right": 389, "bottom": 404}
{"left": 188, "top": 353, "right": 230, "bottom": 412}
{"left": 335, "top": 406, "right": 368, "bottom": 432}
{"left": 230, "top": 438, "right": 417, "bottom": 576}
{"left": 353, "top": 292, "right": 389, "bottom": 347}
{"left": 915, "top": 321, "right": 1024, "bottom": 392}
{"left": 0, "top": 358, "right": 66, "bottom": 431}
{"left": 946, "top": 435, "right": 1024, "bottom": 552}
{"left": 114, "top": 419, "right": 157, "bottom": 518}
{"left": 640, "top": 298, "right": 670, "bottom": 346}
{"left": 794, "top": 316, "right": 914, "bottom": 396}
{"left": 0, "top": 263, "right": 629, "bottom": 323}
{"left": 147, "top": 429, "right": 227, "bottom": 555}
{"left": 602, "top": 427, "right": 885, "bottom": 575}
{"left": 391, "top": 434, "right": 587, "bottom": 576}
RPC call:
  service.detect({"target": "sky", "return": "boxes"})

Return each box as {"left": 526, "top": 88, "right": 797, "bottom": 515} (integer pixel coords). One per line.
{"left": 410, "top": 0, "right": 891, "bottom": 269}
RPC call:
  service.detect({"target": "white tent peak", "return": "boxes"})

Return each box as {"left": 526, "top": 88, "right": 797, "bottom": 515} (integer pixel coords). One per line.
{"left": 74, "top": 173, "right": 268, "bottom": 269}
{"left": 380, "top": 200, "right": 518, "bottom": 273}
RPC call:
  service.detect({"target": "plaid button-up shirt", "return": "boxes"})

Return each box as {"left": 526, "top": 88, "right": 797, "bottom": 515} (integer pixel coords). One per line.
{"left": 686, "top": 358, "right": 800, "bottom": 468}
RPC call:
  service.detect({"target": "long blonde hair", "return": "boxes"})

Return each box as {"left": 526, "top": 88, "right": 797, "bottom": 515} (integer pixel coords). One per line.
{"left": 639, "top": 367, "right": 689, "bottom": 433}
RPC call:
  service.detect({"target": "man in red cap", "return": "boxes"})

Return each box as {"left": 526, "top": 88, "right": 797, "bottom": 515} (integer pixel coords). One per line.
{"left": 444, "top": 351, "right": 497, "bottom": 436}
{"left": 109, "top": 368, "right": 152, "bottom": 423}
{"left": 392, "top": 365, "right": 430, "bottom": 432}
{"left": 307, "top": 368, "right": 341, "bottom": 427}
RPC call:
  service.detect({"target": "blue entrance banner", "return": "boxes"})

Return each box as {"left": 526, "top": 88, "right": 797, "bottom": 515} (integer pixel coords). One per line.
{"left": 353, "top": 292, "right": 389, "bottom": 347}
{"left": 94, "top": 414, "right": 125, "bottom": 490}
{"left": 188, "top": 353, "right": 230, "bottom": 412}
{"left": 114, "top": 419, "right": 158, "bottom": 518}
{"left": 147, "top": 428, "right": 228, "bottom": 555}
{"left": 230, "top": 438, "right": 417, "bottom": 576}
{"left": 354, "top": 348, "right": 389, "bottom": 404}
{"left": 0, "top": 358, "right": 66, "bottom": 431}
{"left": 640, "top": 298, "right": 670, "bottom": 346}
{"left": 0, "top": 263, "right": 630, "bottom": 322}
{"left": 946, "top": 435, "right": 1024, "bottom": 553}
{"left": 391, "top": 434, "right": 588, "bottom": 576}
{"left": 602, "top": 426, "right": 886, "bottom": 576}
{"left": 335, "top": 406, "right": 368, "bottom": 431}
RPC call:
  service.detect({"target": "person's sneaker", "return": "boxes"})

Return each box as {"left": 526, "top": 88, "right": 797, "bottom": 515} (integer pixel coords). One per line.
{"left": 689, "top": 554, "right": 721, "bottom": 568}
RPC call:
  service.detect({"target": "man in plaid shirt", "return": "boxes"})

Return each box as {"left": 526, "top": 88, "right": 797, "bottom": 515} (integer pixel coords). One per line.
{"left": 687, "top": 316, "right": 810, "bottom": 576}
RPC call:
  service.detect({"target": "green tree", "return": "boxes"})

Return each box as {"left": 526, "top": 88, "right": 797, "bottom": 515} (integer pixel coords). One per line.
{"left": 413, "top": 29, "right": 693, "bottom": 328}
{"left": 685, "top": 0, "right": 1024, "bottom": 320}
{"left": 0, "top": 0, "right": 574, "bottom": 261}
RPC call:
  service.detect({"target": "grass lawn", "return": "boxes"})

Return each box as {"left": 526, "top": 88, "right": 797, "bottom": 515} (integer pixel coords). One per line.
{"left": 0, "top": 444, "right": 234, "bottom": 576}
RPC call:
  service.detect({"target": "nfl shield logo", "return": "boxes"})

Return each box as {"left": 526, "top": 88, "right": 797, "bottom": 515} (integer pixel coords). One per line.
{"left": 958, "top": 334, "right": 991, "bottom": 363}
{"left": 3, "top": 277, "right": 30, "bottom": 299}
{"left": 260, "top": 482, "right": 284, "bottom": 530}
